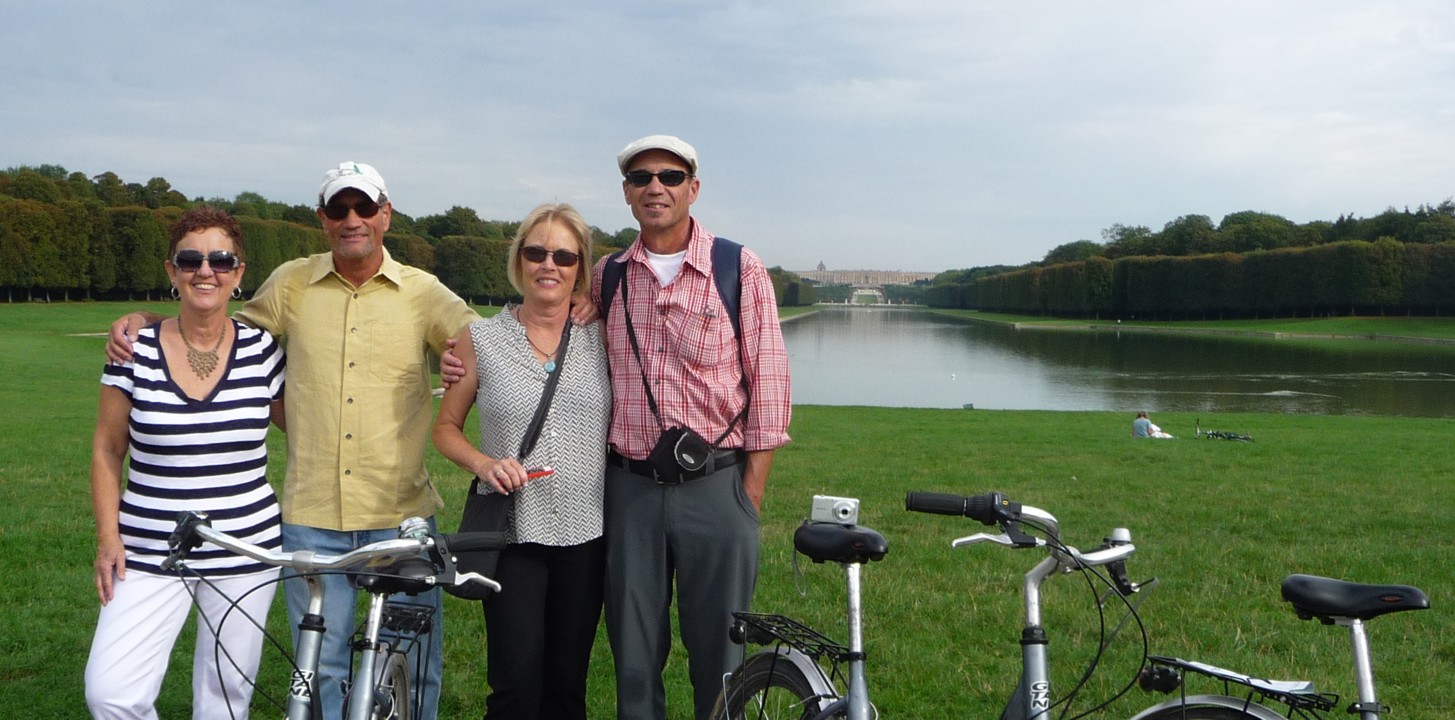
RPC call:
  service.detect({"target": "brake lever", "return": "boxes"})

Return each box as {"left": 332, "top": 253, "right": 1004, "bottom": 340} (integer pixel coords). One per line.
{"left": 161, "top": 511, "right": 210, "bottom": 571}
{"left": 451, "top": 571, "right": 503, "bottom": 593}
{"left": 952, "top": 532, "right": 1047, "bottom": 549}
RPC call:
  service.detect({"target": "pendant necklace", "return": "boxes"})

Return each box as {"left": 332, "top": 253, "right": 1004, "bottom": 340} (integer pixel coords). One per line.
{"left": 177, "top": 316, "right": 225, "bottom": 379}
{"left": 525, "top": 330, "right": 559, "bottom": 373}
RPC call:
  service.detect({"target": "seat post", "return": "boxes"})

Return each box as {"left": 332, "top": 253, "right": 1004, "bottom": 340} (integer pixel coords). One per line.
{"left": 1341, "top": 617, "right": 1384, "bottom": 720}
{"left": 844, "top": 561, "right": 872, "bottom": 720}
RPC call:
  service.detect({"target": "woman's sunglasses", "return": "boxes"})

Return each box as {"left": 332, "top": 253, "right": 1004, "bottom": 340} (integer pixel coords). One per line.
{"left": 624, "top": 170, "right": 691, "bottom": 188}
{"left": 172, "top": 249, "right": 240, "bottom": 273}
{"left": 321, "top": 199, "right": 383, "bottom": 221}
{"left": 520, "top": 246, "right": 582, "bottom": 267}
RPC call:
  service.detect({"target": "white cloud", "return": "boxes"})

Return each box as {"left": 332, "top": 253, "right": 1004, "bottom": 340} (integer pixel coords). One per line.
{"left": 3, "top": 1, "right": 1454, "bottom": 271}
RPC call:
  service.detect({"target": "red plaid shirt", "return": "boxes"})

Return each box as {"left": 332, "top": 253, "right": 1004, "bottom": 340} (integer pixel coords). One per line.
{"left": 591, "top": 220, "right": 792, "bottom": 459}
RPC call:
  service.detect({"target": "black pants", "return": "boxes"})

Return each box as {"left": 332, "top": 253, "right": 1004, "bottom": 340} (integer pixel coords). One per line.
{"left": 481, "top": 537, "right": 606, "bottom": 720}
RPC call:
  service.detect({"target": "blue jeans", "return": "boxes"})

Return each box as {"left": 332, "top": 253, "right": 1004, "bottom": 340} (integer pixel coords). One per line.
{"left": 282, "top": 521, "right": 444, "bottom": 720}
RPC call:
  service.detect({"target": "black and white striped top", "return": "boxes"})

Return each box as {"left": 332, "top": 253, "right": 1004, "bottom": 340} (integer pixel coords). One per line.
{"left": 101, "top": 320, "right": 286, "bottom": 576}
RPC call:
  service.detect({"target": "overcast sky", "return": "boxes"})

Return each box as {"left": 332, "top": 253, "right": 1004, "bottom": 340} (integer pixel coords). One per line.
{"left": 4, "top": 2, "right": 1453, "bottom": 272}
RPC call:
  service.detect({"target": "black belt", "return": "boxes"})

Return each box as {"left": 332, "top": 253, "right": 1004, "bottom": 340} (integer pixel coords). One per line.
{"left": 608, "top": 449, "right": 745, "bottom": 485}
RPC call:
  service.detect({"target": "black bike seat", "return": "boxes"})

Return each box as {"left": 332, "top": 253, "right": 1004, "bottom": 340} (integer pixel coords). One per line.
{"left": 794, "top": 521, "right": 889, "bottom": 564}
{"left": 352, "top": 556, "right": 437, "bottom": 595}
{"left": 1282, "top": 574, "right": 1429, "bottom": 623}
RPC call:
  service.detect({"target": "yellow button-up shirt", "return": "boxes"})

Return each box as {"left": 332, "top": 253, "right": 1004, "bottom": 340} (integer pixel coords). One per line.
{"left": 236, "top": 249, "right": 478, "bottom": 531}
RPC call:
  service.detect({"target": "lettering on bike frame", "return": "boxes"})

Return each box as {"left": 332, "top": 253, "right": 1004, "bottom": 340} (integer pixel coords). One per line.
{"left": 290, "top": 669, "right": 314, "bottom": 700}
{"left": 1030, "top": 680, "right": 1051, "bottom": 711}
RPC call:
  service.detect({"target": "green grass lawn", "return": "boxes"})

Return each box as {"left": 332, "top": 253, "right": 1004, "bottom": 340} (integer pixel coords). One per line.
{"left": 3, "top": 302, "right": 1452, "bottom": 719}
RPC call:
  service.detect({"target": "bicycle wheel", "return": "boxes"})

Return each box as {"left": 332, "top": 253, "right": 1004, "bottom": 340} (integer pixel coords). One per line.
{"left": 714, "top": 651, "right": 834, "bottom": 720}
{"left": 1139, "top": 706, "right": 1267, "bottom": 720}
{"left": 371, "top": 652, "right": 412, "bottom": 720}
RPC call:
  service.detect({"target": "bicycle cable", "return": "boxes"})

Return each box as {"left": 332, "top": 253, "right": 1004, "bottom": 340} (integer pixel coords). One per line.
{"left": 175, "top": 563, "right": 441, "bottom": 717}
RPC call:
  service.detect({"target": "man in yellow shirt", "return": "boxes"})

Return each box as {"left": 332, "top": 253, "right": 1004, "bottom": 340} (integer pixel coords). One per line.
{"left": 106, "top": 162, "right": 477, "bottom": 720}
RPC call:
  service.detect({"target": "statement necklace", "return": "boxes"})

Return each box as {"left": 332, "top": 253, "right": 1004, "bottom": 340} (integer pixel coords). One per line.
{"left": 177, "top": 316, "right": 225, "bottom": 379}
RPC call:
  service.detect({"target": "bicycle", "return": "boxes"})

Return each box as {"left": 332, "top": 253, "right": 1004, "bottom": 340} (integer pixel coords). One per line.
{"left": 715, "top": 492, "right": 1146, "bottom": 720}
{"left": 1194, "top": 419, "right": 1253, "bottom": 442}
{"left": 716, "top": 492, "right": 1431, "bottom": 720}
{"left": 1131, "top": 571, "right": 1430, "bottom": 720}
{"left": 161, "top": 510, "right": 504, "bottom": 720}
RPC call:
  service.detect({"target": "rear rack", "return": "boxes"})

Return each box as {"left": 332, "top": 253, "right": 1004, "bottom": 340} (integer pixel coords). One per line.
{"left": 1147, "top": 655, "right": 1337, "bottom": 713}
{"left": 732, "top": 612, "right": 852, "bottom": 662}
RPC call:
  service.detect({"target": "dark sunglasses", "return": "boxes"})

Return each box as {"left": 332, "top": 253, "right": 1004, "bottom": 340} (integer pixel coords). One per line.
{"left": 321, "top": 199, "right": 382, "bottom": 221}
{"left": 172, "top": 249, "right": 240, "bottom": 273}
{"left": 520, "top": 246, "right": 582, "bottom": 267}
{"left": 624, "top": 169, "right": 691, "bottom": 188}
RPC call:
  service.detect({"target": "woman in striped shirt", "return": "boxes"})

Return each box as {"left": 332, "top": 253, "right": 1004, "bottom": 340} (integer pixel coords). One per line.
{"left": 85, "top": 207, "right": 285, "bottom": 720}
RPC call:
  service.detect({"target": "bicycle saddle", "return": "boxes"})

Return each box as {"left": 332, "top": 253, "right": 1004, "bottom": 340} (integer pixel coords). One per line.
{"left": 352, "top": 556, "right": 438, "bottom": 595}
{"left": 1282, "top": 573, "right": 1430, "bottom": 623}
{"left": 794, "top": 521, "right": 889, "bottom": 564}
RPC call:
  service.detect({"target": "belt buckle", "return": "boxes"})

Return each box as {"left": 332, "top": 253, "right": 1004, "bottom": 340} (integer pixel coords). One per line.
{"left": 655, "top": 469, "right": 685, "bottom": 485}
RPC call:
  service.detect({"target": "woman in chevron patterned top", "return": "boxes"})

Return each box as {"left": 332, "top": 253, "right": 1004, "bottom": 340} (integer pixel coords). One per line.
{"left": 85, "top": 206, "right": 286, "bottom": 719}
{"left": 433, "top": 203, "right": 611, "bottom": 720}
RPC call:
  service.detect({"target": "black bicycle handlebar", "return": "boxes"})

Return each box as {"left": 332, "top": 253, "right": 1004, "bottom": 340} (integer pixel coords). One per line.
{"left": 904, "top": 491, "right": 1009, "bottom": 526}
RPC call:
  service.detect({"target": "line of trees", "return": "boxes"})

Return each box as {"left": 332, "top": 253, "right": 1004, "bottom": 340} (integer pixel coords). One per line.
{"left": 0, "top": 164, "right": 815, "bottom": 306}
{"left": 930, "top": 204, "right": 1455, "bottom": 319}
{"left": 930, "top": 239, "right": 1455, "bottom": 318}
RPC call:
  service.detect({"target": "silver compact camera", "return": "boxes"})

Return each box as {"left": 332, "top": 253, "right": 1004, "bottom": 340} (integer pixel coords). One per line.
{"left": 811, "top": 495, "right": 861, "bottom": 526}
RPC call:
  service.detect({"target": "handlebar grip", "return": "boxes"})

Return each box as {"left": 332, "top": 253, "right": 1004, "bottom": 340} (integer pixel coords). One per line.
{"left": 904, "top": 491, "right": 1005, "bottom": 525}
{"left": 443, "top": 531, "right": 509, "bottom": 553}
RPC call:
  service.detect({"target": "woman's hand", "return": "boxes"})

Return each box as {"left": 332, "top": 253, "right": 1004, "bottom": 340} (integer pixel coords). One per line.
{"left": 476, "top": 457, "right": 530, "bottom": 494}
{"left": 94, "top": 537, "right": 127, "bottom": 605}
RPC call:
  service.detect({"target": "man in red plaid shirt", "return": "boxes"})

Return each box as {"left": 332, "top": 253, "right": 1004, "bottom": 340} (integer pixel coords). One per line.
{"left": 592, "top": 135, "right": 791, "bottom": 720}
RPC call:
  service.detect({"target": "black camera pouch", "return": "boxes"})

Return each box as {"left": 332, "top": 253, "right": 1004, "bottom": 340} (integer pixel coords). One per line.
{"left": 648, "top": 427, "right": 713, "bottom": 479}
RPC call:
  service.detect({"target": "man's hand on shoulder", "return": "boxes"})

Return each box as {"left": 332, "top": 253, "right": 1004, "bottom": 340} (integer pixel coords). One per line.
{"left": 105, "top": 312, "right": 162, "bottom": 365}
{"left": 440, "top": 337, "right": 466, "bottom": 388}
{"left": 570, "top": 296, "right": 600, "bottom": 326}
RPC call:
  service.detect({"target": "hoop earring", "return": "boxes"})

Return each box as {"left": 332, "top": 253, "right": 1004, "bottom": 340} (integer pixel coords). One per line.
{"left": 232, "top": 286, "right": 243, "bottom": 300}
{"left": 170, "top": 286, "right": 180, "bottom": 300}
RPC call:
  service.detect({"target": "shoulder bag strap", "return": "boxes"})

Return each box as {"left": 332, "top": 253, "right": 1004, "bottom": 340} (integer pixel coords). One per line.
{"left": 517, "top": 319, "right": 572, "bottom": 459}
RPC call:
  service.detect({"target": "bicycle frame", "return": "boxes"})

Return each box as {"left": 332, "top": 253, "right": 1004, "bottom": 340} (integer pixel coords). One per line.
{"left": 164, "top": 512, "right": 502, "bottom": 720}
{"left": 976, "top": 525, "right": 1139, "bottom": 719}
{"left": 719, "top": 517, "right": 887, "bottom": 720}
{"left": 1131, "top": 574, "right": 1429, "bottom": 720}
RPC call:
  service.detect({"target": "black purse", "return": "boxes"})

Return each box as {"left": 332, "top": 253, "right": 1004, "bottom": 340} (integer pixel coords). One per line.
{"left": 447, "top": 318, "right": 572, "bottom": 601}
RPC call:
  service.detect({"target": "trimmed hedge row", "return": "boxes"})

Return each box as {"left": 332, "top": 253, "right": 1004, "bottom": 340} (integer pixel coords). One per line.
{"left": 931, "top": 239, "right": 1455, "bottom": 318}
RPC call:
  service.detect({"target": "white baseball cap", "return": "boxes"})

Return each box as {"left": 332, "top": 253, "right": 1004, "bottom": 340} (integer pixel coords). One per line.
{"left": 617, "top": 135, "right": 698, "bottom": 175}
{"left": 319, "top": 161, "right": 389, "bottom": 206}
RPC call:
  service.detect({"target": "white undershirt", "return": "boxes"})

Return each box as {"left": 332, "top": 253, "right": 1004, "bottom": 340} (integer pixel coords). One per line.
{"left": 644, "top": 248, "right": 687, "bottom": 287}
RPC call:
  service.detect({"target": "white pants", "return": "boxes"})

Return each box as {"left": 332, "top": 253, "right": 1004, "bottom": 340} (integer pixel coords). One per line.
{"left": 85, "top": 567, "right": 278, "bottom": 720}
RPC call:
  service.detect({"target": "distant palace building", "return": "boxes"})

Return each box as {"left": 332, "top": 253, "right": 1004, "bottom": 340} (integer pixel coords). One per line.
{"left": 795, "top": 264, "right": 939, "bottom": 286}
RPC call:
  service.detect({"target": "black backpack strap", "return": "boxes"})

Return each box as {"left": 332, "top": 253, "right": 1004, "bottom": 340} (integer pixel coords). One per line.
{"left": 600, "top": 250, "right": 627, "bottom": 323}
{"left": 711, "top": 237, "right": 743, "bottom": 339}
{"left": 600, "top": 240, "right": 742, "bottom": 337}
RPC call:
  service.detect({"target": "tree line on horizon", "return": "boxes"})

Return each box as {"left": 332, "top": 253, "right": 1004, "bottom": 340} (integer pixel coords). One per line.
{"left": 0, "top": 164, "right": 815, "bottom": 306}
{"left": 929, "top": 202, "right": 1455, "bottom": 318}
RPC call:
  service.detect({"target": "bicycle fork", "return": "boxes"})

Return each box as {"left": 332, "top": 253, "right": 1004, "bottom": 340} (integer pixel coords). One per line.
{"left": 346, "top": 591, "right": 396, "bottom": 720}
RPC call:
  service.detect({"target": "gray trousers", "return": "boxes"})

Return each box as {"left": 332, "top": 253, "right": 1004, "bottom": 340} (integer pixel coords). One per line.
{"left": 604, "top": 462, "right": 761, "bottom": 720}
